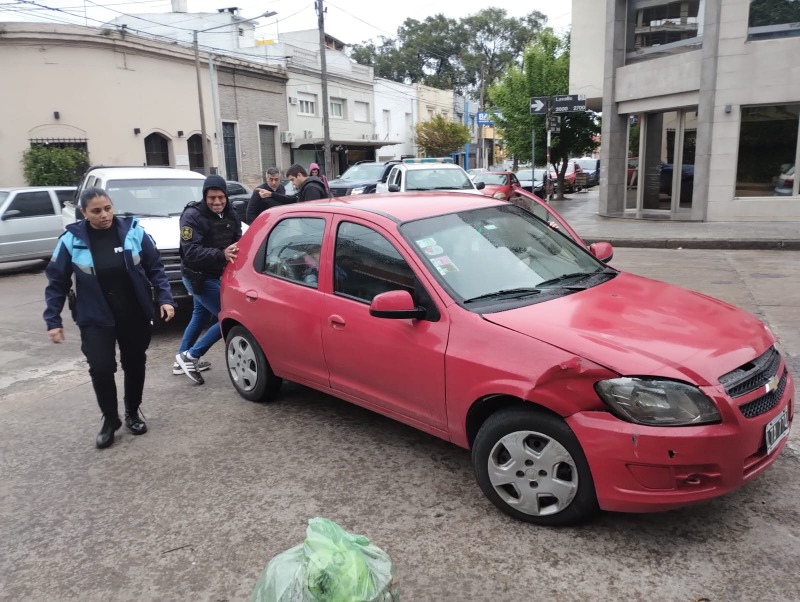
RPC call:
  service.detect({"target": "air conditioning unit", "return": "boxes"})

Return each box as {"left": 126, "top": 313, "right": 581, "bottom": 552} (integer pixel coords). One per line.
{"left": 371, "top": 134, "right": 379, "bottom": 140}
{"left": 288, "top": 96, "right": 298, "bottom": 105}
{"left": 303, "top": 130, "right": 314, "bottom": 139}
{"left": 280, "top": 131, "right": 295, "bottom": 144}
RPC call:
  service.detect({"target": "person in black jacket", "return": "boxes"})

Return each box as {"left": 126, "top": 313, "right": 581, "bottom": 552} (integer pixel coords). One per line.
{"left": 44, "top": 187, "right": 175, "bottom": 449}
{"left": 245, "top": 167, "right": 296, "bottom": 224}
{"left": 174, "top": 175, "right": 242, "bottom": 385}
{"left": 286, "top": 163, "right": 329, "bottom": 201}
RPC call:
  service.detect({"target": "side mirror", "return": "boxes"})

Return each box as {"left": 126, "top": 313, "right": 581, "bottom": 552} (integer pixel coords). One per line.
{"left": 388, "top": 184, "right": 400, "bottom": 193}
{"left": 2, "top": 209, "right": 22, "bottom": 220}
{"left": 369, "top": 290, "right": 427, "bottom": 320}
{"left": 590, "top": 242, "right": 614, "bottom": 263}
{"left": 475, "top": 181, "right": 485, "bottom": 190}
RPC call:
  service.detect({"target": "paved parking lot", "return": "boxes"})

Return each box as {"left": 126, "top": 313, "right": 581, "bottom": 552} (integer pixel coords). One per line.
{"left": 1, "top": 249, "right": 799, "bottom": 602}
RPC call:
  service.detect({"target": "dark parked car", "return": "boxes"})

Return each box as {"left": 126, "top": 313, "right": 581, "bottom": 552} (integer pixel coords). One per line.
{"left": 328, "top": 161, "right": 400, "bottom": 197}
{"left": 226, "top": 181, "right": 252, "bottom": 222}
{"left": 574, "top": 158, "right": 600, "bottom": 188}
{"left": 659, "top": 164, "right": 694, "bottom": 202}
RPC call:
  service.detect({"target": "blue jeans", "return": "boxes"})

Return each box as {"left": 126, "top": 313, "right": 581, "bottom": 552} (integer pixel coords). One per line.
{"left": 182, "top": 276, "right": 222, "bottom": 359}
{"left": 179, "top": 276, "right": 215, "bottom": 354}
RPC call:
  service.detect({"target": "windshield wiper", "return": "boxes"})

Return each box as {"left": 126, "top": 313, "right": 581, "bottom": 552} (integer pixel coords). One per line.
{"left": 116, "top": 211, "right": 170, "bottom": 218}
{"left": 463, "top": 288, "right": 542, "bottom": 303}
{"left": 536, "top": 272, "right": 592, "bottom": 288}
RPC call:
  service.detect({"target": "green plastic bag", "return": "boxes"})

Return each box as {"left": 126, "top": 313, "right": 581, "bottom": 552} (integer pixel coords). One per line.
{"left": 252, "top": 518, "right": 399, "bottom": 602}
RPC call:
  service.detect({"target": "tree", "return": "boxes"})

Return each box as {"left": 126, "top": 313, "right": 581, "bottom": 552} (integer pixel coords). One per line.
{"left": 489, "top": 29, "right": 600, "bottom": 199}
{"left": 415, "top": 114, "right": 472, "bottom": 157}
{"left": 22, "top": 145, "right": 89, "bottom": 186}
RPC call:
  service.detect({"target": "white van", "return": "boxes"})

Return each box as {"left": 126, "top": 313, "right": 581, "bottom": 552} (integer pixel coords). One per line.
{"left": 64, "top": 166, "right": 207, "bottom": 300}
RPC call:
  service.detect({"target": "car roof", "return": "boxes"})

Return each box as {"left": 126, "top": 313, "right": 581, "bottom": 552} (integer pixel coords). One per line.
{"left": 85, "top": 167, "right": 206, "bottom": 180}
{"left": 273, "top": 192, "right": 504, "bottom": 223}
{"left": 400, "top": 163, "right": 466, "bottom": 171}
{"left": 0, "top": 186, "right": 76, "bottom": 192}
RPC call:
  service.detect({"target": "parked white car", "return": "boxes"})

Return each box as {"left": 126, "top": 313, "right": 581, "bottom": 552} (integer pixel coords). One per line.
{"left": 0, "top": 186, "right": 75, "bottom": 264}
{"left": 376, "top": 159, "right": 486, "bottom": 194}
{"left": 63, "top": 167, "right": 207, "bottom": 300}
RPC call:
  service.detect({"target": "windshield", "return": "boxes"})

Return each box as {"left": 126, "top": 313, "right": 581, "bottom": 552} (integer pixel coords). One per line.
{"left": 401, "top": 205, "right": 606, "bottom": 308}
{"left": 407, "top": 168, "right": 474, "bottom": 191}
{"left": 474, "top": 173, "right": 509, "bottom": 186}
{"left": 338, "top": 164, "right": 387, "bottom": 181}
{"left": 533, "top": 169, "right": 547, "bottom": 180}
{"left": 0, "top": 192, "right": 7, "bottom": 205}
{"left": 106, "top": 179, "right": 204, "bottom": 216}
{"left": 515, "top": 170, "right": 533, "bottom": 180}
{"left": 575, "top": 159, "right": 597, "bottom": 171}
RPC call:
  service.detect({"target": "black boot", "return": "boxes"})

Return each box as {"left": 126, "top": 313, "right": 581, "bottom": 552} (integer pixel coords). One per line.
{"left": 125, "top": 410, "right": 147, "bottom": 435}
{"left": 96, "top": 415, "right": 122, "bottom": 449}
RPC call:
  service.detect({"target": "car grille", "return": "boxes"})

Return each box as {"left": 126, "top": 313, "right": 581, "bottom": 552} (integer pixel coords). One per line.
{"left": 718, "top": 346, "right": 782, "bottom": 398}
{"left": 330, "top": 188, "right": 350, "bottom": 197}
{"left": 738, "top": 370, "right": 788, "bottom": 419}
{"left": 159, "top": 248, "right": 185, "bottom": 287}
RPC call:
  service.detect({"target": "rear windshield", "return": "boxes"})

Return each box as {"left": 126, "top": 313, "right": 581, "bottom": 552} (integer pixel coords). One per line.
{"left": 338, "top": 164, "right": 387, "bottom": 181}
{"left": 105, "top": 179, "right": 204, "bottom": 216}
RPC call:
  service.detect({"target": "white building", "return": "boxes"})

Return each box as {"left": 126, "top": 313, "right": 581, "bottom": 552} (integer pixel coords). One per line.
{"left": 373, "top": 79, "right": 417, "bottom": 161}
{"left": 571, "top": 0, "right": 800, "bottom": 222}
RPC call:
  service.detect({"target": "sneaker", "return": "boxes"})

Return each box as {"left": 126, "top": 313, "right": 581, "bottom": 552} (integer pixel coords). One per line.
{"left": 172, "top": 359, "right": 211, "bottom": 375}
{"left": 175, "top": 351, "right": 205, "bottom": 385}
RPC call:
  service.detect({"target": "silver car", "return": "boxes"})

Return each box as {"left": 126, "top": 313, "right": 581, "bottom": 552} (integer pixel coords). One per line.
{"left": 0, "top": 187, "right": 75, "bottom": 263}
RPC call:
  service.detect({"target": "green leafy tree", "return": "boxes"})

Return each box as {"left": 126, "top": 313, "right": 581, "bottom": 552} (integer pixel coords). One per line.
{"left": 489, "top": 29, "right": 600, "bottom": 199}
{"left": 415, "top": 114, "right": 472, "bottom": 156}
{"left": 749, "top": 0, "right": 800, "bottom": 27}
{"left": 22, "top": 145, "right": 89, "bottom": 186}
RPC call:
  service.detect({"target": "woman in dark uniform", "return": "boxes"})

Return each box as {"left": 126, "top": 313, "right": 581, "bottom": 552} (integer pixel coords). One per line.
{"left": 44, "top": 187, "right": 175, "bottom": 449}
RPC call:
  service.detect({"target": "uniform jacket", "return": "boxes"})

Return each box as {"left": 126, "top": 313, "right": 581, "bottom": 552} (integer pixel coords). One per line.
{"left": 245, "top": 182, "right": 295, "bottom": 224}
{"left": 179, "top": 200, "right": 242, "bottom": 278}
{"left": 43, "top": 217, "right": 174, "bottom": 330}
{"left": 297, "top": 176, "right": 330, "bottom": 202}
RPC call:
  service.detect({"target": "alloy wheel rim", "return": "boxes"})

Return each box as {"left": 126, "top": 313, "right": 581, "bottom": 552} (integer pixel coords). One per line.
{"left": 487, "top": 430, "right": 578, "bottom": 516}
{"left": 227, "top": 335, "right": 258, "bottom": 392}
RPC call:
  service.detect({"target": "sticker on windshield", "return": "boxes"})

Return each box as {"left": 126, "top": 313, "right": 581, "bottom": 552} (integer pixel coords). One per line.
{"left": 431, "top": 255, "right": 459, "bottom": 275}
{"left": 416, "top": 237, "right": 437, "bottom": 248}
{"left": 423, "top": 245, "right": 444, "bottom": 256}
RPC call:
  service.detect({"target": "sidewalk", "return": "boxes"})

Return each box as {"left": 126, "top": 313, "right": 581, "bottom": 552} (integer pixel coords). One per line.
{"left": 550, "top": 190, "right": 800, "bottom": 250}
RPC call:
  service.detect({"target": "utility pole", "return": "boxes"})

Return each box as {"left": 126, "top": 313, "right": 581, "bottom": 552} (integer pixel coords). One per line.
{"left": 316, "top": 0, "right": 332, "bottom": 179}
{"left": 478, "top": 65, "right": 485, "bottom": 168}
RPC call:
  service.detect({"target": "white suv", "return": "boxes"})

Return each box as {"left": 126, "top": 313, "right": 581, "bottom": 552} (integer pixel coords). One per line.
{"left": 64, "top": 166, "right": 207, "bottom": 300}
{"left": 376, "top": 159, "right": 486, "bottom": 194}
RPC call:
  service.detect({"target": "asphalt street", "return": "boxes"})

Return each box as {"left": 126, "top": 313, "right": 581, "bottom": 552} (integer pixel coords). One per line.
{"left": 1, "top": 248, "right": 798, "bottom": 602}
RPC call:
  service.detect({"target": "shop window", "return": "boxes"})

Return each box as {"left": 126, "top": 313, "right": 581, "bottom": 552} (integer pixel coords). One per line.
{"left": 626, "top": 0, "right": 703, "bottom": 62}
{"left": 736, "top": 104, "right": 800, "bottom": 197}
{"left": 748, "top": 0, "right": 800, "bottom": 41}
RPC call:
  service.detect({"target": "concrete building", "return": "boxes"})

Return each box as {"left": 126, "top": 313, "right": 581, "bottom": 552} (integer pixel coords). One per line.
{"left": 0, "top": 23, "right": 288, "bottom": 188}
{"left": 373, "top": 79, "right": 417, "bottom": 162}
{"left": 571, "top": 0, "right": 800, "bottom": 222}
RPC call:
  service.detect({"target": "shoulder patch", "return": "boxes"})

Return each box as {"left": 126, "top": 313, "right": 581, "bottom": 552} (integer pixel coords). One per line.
{"left": 181, "top": 226, "right": 193, "bottom": 241}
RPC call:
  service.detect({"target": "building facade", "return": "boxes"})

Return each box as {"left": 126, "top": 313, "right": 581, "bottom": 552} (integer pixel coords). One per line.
{"left": 571, "top": 0, "right": 800, "bottom": 222}
{"left": 373, "top": 79, "right": 417, "bottom": 162}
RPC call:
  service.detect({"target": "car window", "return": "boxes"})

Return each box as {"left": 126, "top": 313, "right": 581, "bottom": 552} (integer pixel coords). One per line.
{"left": 6, "top": 191, "right": 55, "bottom": 217}
{"left": 227, "top": 183, "right": 245, "bottom": 195}
{"left": 55, "top": 189, "right": 75, "bottom": 207}
{"left": 338, "top": 164, "right": 386, "bottom": 181}
{"left": 262, "top": 217, "right": 326, "bottom": 288}
{"left": 407, "top": 168, "right": 473, "bottom": 191}
{"left": 475, "top": 173, "right": 509, "bottom": 186}
{"left": 334, "top": 222, "right": 416, "bottom": 303}
{"left": 510, "top": 174, "right": 520, "bottom": 186}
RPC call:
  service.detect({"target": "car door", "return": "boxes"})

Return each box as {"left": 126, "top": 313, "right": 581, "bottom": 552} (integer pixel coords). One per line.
{"left": 0, "top": 190, "right": 61, "bottom": 261}
{"left": 319, "top": 216, "right": 450, "bottom": 433}
{"left": 250, "top": 214, "right": 331, "bottom": 386}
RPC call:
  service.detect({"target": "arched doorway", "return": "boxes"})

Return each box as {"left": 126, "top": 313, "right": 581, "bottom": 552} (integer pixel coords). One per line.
{"left": 144, "top": 133, "right": 170, "bottom": 166}
{"left": 188, "top": 134, "right": 205, "bottom": 173}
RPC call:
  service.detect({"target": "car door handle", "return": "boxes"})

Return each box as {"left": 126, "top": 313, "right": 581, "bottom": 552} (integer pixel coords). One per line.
{"left": 328, "top": 314, "right": 346, "bottom": 329}
{"left": 245, "top": 290, "right": 258, "bottom": 302}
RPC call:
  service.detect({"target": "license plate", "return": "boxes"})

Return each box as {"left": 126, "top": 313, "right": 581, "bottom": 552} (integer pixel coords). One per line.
{"left": 765, "top": 407, "right": 790, "bottom": 455}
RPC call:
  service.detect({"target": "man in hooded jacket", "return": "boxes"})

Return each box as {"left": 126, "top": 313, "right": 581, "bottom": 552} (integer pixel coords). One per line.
{"left": 286, "top": 163, "right": 330, "bottom": 202}
{"left": 174, "top": 175, "right": 242, "bottom": 385}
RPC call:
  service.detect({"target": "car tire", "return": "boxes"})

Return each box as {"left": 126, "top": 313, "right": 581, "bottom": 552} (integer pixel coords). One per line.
{"left": 472, "top": 406, "right": 598, "bottom": 526}
{"left": 225, "top": 325, "right": 282, "bottom": 402}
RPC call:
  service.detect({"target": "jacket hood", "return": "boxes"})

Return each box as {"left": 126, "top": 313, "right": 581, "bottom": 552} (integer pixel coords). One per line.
{"left": 301, "top": 176, "right": 327, "bottom": 189}
{"left": 309, "top": 162, "right": 320, "bottom": 172}
{"left": 480, "top": 272, "right": 774, "bottom": 385}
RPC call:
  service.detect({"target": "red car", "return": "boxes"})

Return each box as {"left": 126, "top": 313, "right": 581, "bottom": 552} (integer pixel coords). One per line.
{"left": 220, "top": 192, "right": 793, "bottom": 526}
{"left": 472, "top": 171, "right": 521, "bottom": 201}
{"left": 550, "top": 161, "right": 584, "bottom": 193}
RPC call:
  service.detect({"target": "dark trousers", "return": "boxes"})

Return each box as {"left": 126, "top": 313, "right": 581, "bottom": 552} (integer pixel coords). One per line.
{"left": 80, "top": 316, "right": 152, "bottom": 419}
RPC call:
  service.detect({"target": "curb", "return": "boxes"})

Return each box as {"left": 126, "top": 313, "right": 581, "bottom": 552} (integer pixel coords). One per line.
{"left": 582, "top": 238, "right": 800, "bottom": 250}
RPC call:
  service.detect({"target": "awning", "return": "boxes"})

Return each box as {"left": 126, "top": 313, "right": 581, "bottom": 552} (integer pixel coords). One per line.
{"left": 294, "top": 138, "right": 404, "bottom": 148}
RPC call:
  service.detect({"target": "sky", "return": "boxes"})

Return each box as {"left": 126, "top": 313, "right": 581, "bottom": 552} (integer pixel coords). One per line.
{"left": 1, "top": 0, "right": 572, "bottom": 47}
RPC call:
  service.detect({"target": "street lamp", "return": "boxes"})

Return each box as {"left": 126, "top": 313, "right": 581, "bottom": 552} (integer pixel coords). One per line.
{"left": 193, "top": 10, "right": 277, "bottom": 175}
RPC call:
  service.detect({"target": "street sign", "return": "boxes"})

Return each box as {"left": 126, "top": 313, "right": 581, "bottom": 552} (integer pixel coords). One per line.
{"left": 548, "top": 116, "right": 561, "bottom": 133}
{"left": 552, "top": 94, "right": 587, "bottom": 113}
{"left": 530, "top": 96, "right": 548, "bottom": 115}
{"left": 476, "top": 111, "right": 494, "bottom": 126}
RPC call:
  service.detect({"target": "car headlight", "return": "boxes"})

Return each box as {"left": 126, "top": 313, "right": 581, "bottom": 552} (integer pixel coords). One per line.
{"left": 493, "top": 192, "right": 507, "bottom": 199}
{"left": 595, "top": 378, "right": 720, "bottom": 426}
{"left": 351, "top": 187, "right": 366, "bottom": 195}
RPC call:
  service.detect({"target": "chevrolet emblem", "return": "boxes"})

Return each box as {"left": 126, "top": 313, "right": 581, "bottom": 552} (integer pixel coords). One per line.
{"left": 764, "top": 374, "right": 780, "bottom": 394}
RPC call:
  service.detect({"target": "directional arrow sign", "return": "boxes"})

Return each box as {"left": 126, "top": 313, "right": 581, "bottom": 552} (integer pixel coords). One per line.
{"left": 552, "top": 94, "right": 587, "bottom": 113}
{"left": 530, "top": 96, "right": 548, "bottom": 115}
